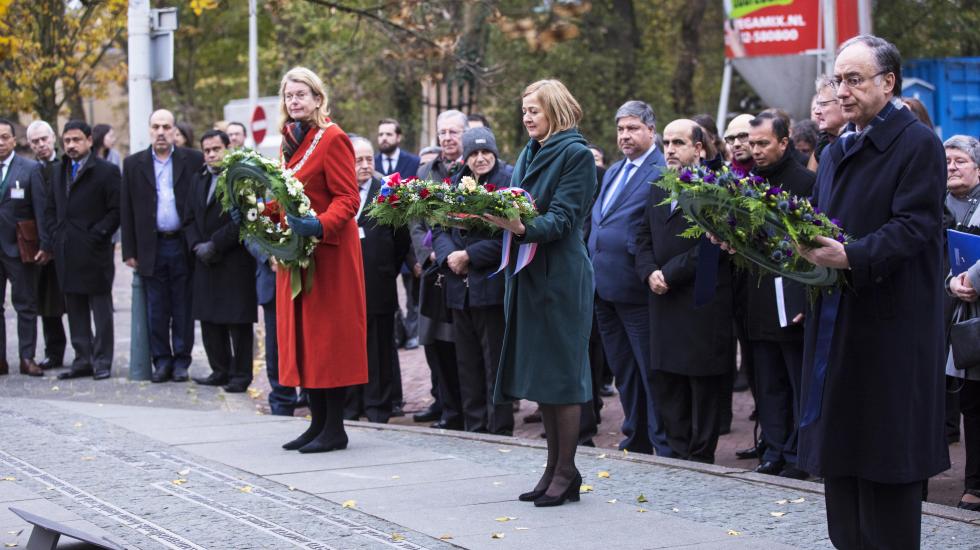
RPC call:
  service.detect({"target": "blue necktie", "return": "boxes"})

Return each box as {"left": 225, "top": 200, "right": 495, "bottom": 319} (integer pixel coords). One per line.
{"left": 71, "top": 161, "right": 80, "bottom": 181}
{"left": 602, "top": 163, "right": 635, "bottom": 216}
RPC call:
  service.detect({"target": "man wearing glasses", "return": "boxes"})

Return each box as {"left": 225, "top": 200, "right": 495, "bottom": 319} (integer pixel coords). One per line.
{"left": 723, "top": 114, "right": 755, "bottom": 175}
{"left": 795, "top": 35, "right": 949, "bottom": 548}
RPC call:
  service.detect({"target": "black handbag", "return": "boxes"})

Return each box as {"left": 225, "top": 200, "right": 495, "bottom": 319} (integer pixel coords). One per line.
{"left": 950, "top": 301, "right": 980, "bottom": 370}
{"left": 418, "top": 262, "right": 454, "bottom": 345}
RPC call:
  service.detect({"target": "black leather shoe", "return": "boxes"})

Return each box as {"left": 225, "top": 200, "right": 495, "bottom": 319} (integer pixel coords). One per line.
{"left": 171, "top": 367, "right": 189, "bottom": 382}
{"left": 151, "top": 368, "right": 172, "bottom": 383}
{"left": 193, "top": 374, "right": 228, "bottom": 386}
{"left": 430, "top": 419, "right": 462, "bottom": 430}
{"left": 778, "top": 466, "right": 809, "bottom": 480}
{"left": 754, "top": 460, "right": 785, "bottom": 475}
{"left": 93, "top": 369, "right": 111, "bottom": 381}
{"left": 736, "top": 439, "right": 766, "bottom": 460}
{"left": 58, "top": 366, "right": 93, "bottom": 380}
{"left": 391, "top": 404, "right": 405, "bottom": 417}
{"left": 38, "top": 357, "right": 63, "bottom": 369}
{"left": 223, "top": 382, "right": 249, "bottom": 393}
{"left": 534, "top": 472, "right": 582, "bottom": 507}
{"left": 298, "top": 432, "right": 348, "bottom": 454}
{"left": 412, "top": 405, "right": 441, "bottom": 423}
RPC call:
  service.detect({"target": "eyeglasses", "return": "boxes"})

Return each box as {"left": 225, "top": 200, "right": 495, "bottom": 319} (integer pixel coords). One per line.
{"left": 830, "top": 71, "right": 887, "bottom": 90}
{"left": 815, "top": 99, "right": 838, "bottom": 108}
{"left": 437, "top": 129, "right": 462, "bottom": 138}
{"left": 284, "top": 91, "right": 312, "bottom": 102}
{"left": 723, "top": 132, "right": 749, "bottom": 145}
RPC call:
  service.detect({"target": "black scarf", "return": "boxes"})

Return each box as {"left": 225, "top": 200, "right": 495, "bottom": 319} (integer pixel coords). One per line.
{"left": 282, "top": 121, "right": 310, "bottom": 164}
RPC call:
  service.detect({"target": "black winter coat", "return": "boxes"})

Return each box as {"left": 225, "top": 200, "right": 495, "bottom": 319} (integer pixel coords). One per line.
{"left": 432, "top": 162, "right": 512, "bottom": 310}
{"left": 635, "top": 170, "right": 733, "bottom": 377}
{"left": 741, "top": 150, "right": 815, "bottom": 342}
{"left": 47, "top": 154, "right": 120, "bottom": 294}
{"left": 797, "top": 103, "right": 950, "bottom": 483}
{"left": 359, "top": 177, "right": 412, "bottom": 316}
{"left": 183, "top": 169, "right": 256, "bottom": 324}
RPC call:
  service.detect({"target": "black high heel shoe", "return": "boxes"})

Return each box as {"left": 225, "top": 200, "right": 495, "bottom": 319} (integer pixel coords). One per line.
{"left": 533, "top": 471, "right": 582, "bottom": 507}
{"left": 518, "top": 488, "right": 546, "bottom": 502}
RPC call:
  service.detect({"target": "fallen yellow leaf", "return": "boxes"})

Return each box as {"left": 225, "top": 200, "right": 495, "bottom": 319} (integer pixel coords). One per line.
{"left": 770, "top": 511, "right": 787, "bottom": 517}
{"left": 497, "top": 449, "right": 511, "bottom": 453}
{"left": 239, "top": 485, "right": 253, "bottom": 493}
{"left": 580, "top": 484, "right": 594, "bottom": 493}
{"left": 491, "top": 533, "right": 505, "bottom": 539}
{"left": 342, "top": 500, "right": 356, "bottom": 508}
{"left": 171, "top": 479, "right": 187, "bottom": 485}
{"left": 4, "top": 543, "right": 17, "bottom": 548}
{"left": 637, "top": 494, "right": 648, "bottom": 503}
{"left": 0, "top": 477, "right": 15, "bottom": 482}
{"left": 790, "top": 497, "right": 806, "bottom": 503}
{"left": 597, "top": 471, "right": 610, "bottom": 478}
{"left": 438, "top": 534, "right": 453, "bottom": 540}
{"left": 391, "top": 475, "right": 400, "bottom": 480}
{"left": 636, "top": 508, "right": 648, "bottom": 513}
{"left": 623, "top": 449, "right": 629, "bottom": 456}
{"left": 247, "top": 388, "right": 262, "bottom": 399}
{"left": 51, "top": 386, "right": 59, "bottom": 391}
{"left": 598, "top": 453, "right": 607, "bottom": 459}
{"left": 728, "top": 530, "right": 741, "bottom": 536}
{"left": 391, "top": 533, "right": 405, "bottom": 542}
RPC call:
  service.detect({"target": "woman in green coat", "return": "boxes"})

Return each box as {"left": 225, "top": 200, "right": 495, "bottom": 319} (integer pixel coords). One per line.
{"left": 484, "top": 80, "right": 596, "bottom": 507}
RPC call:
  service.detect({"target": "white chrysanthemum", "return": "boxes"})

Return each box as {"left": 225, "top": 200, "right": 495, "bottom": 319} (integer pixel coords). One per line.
{"left": 460, "top": 176, "right": 478, "bottom": 192}
{"left": 298, "top": 203, "right": 309, "bottom": 215}
{"left": 246, "top": 208, "right": 258, "bottom": 221}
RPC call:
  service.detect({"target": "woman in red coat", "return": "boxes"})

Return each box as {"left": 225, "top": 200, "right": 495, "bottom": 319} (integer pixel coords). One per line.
{"left": 275, "top": 67, "right": 368, "bottom": 453}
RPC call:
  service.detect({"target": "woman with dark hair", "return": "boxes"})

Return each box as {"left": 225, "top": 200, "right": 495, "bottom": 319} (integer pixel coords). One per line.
{"left": 692, "top": 114, "right": 726, "bottom": 167}
{"left": 175, "top": 122, "right": 194, "bottom": 149}
{"left": 484, "top": 79, "right": 596, "bottom": 507}
{"left": 902, "top": 97, "right": 935, "bottom": 129}
{"left": 92, "top": 124, "right": 122, "bottom": 168}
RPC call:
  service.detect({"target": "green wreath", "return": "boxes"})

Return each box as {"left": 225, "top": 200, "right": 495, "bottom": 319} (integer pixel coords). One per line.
{"left": 216, "top": 149, "right": 318, "bottom": 298}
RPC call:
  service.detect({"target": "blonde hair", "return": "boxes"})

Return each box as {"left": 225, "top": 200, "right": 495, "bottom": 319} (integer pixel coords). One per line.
{"left": 522, "top": 79, "right": 582, "bottom": 141}
{"left": 279, "top": 66, "right": 331, "bottom": 130}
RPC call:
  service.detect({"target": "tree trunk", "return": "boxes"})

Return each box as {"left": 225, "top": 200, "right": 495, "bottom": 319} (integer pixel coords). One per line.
{"left": 671, "top": 0, "right": 709, "bottom": 115}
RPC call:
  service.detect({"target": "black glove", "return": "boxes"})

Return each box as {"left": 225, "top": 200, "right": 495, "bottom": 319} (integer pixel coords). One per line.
{"left": 193, "top": 241, "right": 217, "bottom": 264}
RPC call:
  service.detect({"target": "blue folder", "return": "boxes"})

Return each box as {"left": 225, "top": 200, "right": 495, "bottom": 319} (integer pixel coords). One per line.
{"left": 948, "top": 229, "right": 980, "bottom": 275}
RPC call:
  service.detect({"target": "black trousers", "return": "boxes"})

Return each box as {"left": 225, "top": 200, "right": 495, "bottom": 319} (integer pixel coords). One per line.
{"left": 0, "top": 253, "right": 37, "bottom": 360}
{"left": 346, "top": 314, "right": 396, "bottom": 423}
{"left": 751, "top": 339, "right": 803, "bottom": 465}
{"left": 65, "top": 293, "right": 113, "bottom": 372}
{"left": 824, "top": 476, "right": 923, "bottom": 550}
{"left": 453, "top": 305, "right": 512, "bottom": 435}
{"left": 37, "top": 260, "right": 66, "bottom": 362}
{"left": 650, "top": 370, "right": 727, "bottom": 463}
{"left": 426, "top": 340, "right": 461, "bottom": 425}
{"left": 579, "top": 312, "right": 606, "bottom": 446}
{"left": 200, "top": 321, "right": 253, "bottom": 386}
{"left": 960, "top": 377, "right": 980, "bottom": 492}
{"left": 946, "top": 375, "right": 962, "bottom": 442}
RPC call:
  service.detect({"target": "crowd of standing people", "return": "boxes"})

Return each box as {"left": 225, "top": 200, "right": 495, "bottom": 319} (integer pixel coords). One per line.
{"left": 0, "top": 32, "right": 974, "bottom": 546}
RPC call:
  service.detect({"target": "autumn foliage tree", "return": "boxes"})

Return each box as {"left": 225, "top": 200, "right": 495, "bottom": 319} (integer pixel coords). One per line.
{"left": 0, "top": 0, "right": 127, "bottom": 125}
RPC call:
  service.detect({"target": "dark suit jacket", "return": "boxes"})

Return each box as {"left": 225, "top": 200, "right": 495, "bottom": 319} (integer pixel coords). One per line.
{"left": 635, "top": 169, "right": 733, "bottom": 377}
{"left": 359, "top": 177, "right": 412, "bottom": 316}
{"left": 589, "top": 147, "right": 666, "bottom": 305}
{"left": 0, "top": 153, "right": 49, "bottom": 258}
{"left": 47, "top": 154, "right": 120, "bottom": 294}
{"left": 120, "top": 146, "right": 204, "bottom": 276}
{"left": 374, "top": 149, "right": 420, "bottom": 179}
{"left": 741, "top": 151, "right": 815, "bottom": 342}
{"left": 798, "top": 103, "right": 949, "bottom": 483}
{"left": 183, "top": 168, "right": 256, "bottom": 324}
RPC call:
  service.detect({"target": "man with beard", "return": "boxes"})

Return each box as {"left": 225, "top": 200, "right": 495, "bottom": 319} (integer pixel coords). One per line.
{"left": 26, "top": 120, "right": 67, "bottom": 372}
{"left": 49, "top": 121, "right": 119, "bottom": 381}
{"left": 375, "top": 118, "right": 420, "bottom": 178}
{"left": 634, "top": 119, "right": 733, "bottom": 463}
{"left": 723, "top": 114, "right": 755, "bottom": 175}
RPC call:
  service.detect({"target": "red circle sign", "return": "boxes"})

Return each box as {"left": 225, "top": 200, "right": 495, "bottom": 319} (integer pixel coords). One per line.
{"left": 251, "top": 106, "right": 267, "bottom": 145}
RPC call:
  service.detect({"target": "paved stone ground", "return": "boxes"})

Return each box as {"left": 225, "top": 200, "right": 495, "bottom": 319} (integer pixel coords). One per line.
{"left": 0, "top": 250, "right": 976, "bottom": 549}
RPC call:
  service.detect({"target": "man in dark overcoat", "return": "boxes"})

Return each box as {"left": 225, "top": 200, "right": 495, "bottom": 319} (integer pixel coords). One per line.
{"left": 49, "top": 120, "right": 120, "bottom": 380}
{"left": 26, "top": 120, "right": 67, "bottom": 371}
{"left": 796, "top": 35, "right": 949, "bottom": 547}
{"left": 741, "top": 112, "right": 814, "bottom": 479}
{"left": 634, "top": 119, "right": 733, "bottom": 464}
{"left": 121, "top": 109, "right": 204, "bottom": 383}
{"left": 345, "top": 137, "right": 411, "bottom": 423}
{"left": 183, "top": 130, "right": 256, "bottom": 393}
